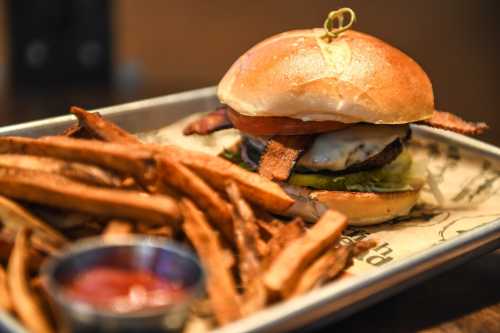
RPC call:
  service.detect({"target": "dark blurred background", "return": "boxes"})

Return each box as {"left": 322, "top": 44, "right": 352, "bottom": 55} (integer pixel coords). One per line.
{"left": 0, "top": 0, "right": 498, "bottom": 144}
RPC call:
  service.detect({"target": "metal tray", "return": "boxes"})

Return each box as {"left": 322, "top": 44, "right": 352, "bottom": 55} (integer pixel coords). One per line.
{"left": 0, "top": 87, "right": 499, "bottom": 333}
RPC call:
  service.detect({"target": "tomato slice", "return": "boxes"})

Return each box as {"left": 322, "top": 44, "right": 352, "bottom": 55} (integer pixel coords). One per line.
{"left": 227, "top": 108, "right": 350, "bottom": 135}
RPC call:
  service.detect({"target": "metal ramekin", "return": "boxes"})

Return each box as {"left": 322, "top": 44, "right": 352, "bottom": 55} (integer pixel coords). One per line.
{"left": 42, "top": 236, "right": 204, "bottom": 333}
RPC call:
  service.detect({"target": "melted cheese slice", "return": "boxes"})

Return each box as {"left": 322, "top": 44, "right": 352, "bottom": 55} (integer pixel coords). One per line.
{"left": 297, "top": 124, "right": 408, "bottom": 171}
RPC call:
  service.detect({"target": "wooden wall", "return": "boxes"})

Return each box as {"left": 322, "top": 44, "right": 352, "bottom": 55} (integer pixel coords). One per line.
{"left": 113, "top": 0, "right": 499, "bottom": 143}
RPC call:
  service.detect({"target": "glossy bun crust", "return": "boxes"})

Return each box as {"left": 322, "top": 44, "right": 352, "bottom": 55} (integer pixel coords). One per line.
{"left": 218, "top": 29, "right": 434, "bottom": 124}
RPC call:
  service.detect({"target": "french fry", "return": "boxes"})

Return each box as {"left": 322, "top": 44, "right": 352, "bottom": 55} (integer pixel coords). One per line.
{"left": 0, "top": 136, "right": 156, "bottom": 183}
{"left": 226, "top": 181, "right": 263, "bottom": 282}
{"left": 61, "top": 123, "right": 84, "bottom": 137}
{"left": 156, "top": 145, "right": 294, "bottom": 213}
{"left": 0, "top": 108, "right": 363, "bottom": 332}
{"left": 324, "top": 246, "right": 353, "bottom": 281}
{"left": 256, "top": 219, "right": 281, "bottom": 239}
{"left": 30, "top": 235, "right": 61, "bottom": 256}
{"left": 0, "top": 167, "right": 180, "bottom": 225}
{"left": 8, "top": 228, "right": 55, "bottom": 333}
{"left": 0, "top": 154, "right": 123, "bottom": 187}
{"left": 158, "top": 156, "right": 233, "bottom": 241}
{"left": 0, "top": 195, "right": 68, "bottom": 248}
{"left": 70, "top": 107, "right": 142, "bottom": 144}
{"left": 225, "top": 181, "right": 267, "bottom": 314}
{"left": 252, "top": 208, "right": 281, "bottom": 234}
{"left": 0, "top": 265, "right": 12, "bottom": 311}
{"left": 63, "top": 224, "right": 104, "bottom": 239}
{"left": 0, "top": 229, "right": 45, "bottom": 271}
{"left": 61, "top": 121, "right": 98, "bottom": 140}
{"left": 26, "top": 204, "right": 104, "bottom": 230}
{"left": 180, "top": 199, "right": 241, "bottom": 325}
{"left": 352, "top": 239, "right": 378, "bottom": 256}
{"left": 103, "top": 220, "right": 134, "bottom": 240}
{"left": 136, "top": 224, "right": 174, "bottom": 238}
{"left": 263, "top": 210, "right": 347, "bottom": 296}
{"left": 264, "top": 217, "right": 305, "bottom": 267}
{"left": 290, "top": 245, "right": 350, "bottom": 297}
{"left": 0, "top": 237, "right": 10, "bottom": 262}
{"left": 183, "top": 315, "right": 214, "bottom": 333}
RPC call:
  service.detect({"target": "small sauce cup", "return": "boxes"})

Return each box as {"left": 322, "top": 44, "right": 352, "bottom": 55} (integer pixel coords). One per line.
{"left": 42, "top": 236, "right": 204, "bottom": 333}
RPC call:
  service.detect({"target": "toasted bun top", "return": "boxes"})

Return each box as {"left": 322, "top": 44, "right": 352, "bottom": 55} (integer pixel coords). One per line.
{"left": 218, "top": 29, "right": 434, "bottom": 124}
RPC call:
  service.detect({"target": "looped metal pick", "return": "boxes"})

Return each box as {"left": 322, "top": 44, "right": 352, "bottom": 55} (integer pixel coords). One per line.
{"left": 322, "top": 8, "right": 356, "bottom": 41}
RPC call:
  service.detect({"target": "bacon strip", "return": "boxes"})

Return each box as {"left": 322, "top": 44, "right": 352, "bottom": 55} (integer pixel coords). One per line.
{"left": 183, "top": 107, "right": 233, "bottom": 135}
{"left": 418, "top": 111, "right": 488, "bottom": 135}
{"left": 258, "top": 135, "right": 313, "bottom": 181}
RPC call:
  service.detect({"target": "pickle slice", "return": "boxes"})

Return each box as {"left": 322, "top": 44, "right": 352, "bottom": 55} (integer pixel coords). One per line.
{"left": 289, "top": 150, "right": 425, "bottom": 192}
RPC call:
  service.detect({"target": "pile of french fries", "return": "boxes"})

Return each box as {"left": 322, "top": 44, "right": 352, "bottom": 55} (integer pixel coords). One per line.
{"left": 0, "top": 107, "right": 374, "bottom": 333}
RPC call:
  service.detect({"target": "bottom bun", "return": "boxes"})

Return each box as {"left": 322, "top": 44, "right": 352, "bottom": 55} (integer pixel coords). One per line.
{"left": 283, "top": 184, "right": 420, "bottom": 226}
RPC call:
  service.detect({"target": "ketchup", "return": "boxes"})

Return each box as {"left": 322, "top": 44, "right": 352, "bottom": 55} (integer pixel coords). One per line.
{"left": 63, "top": 267, "right": 186, "bottom": 313}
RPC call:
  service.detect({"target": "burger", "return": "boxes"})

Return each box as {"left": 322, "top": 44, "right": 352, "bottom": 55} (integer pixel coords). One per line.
{"left": 183, "top": 22, "right": 486, "bottom": 225}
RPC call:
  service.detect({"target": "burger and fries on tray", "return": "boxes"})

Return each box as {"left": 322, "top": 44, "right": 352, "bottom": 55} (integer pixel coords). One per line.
{"left": 0, "top": 8, "right": 495, "bottom": 333}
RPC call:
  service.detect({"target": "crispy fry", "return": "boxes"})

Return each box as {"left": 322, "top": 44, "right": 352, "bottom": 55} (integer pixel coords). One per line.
{"left": 183, "top": 315, "right": 214, "bottom": 333}
{"left": 0, "top": 154, "right": 123, "bottom": 187}
{"left": 181, "top": 199, "right": 241, "bottom": 325}
{"left": 0, "top": 195, "right": 67, "bottom": 248}
{"left": 0, "top": 229, "right": 45, "bottom": 271}
{"left": 225, "top": 181, "right": 267, "bottom": 314}
{"left": 63, "top": 225, "right": 103, "bottom": 239}
{"left": 324, "top": 246, "right": 353, "bottom": 280}
{"left": 103, "top": 220, "right": 133, "bottom": 240}
{"left": 0, "top": 236, "right": 10, "bottom": 261}
{"left": 226, "top": 181, "right": 264, "bottom": 270}
{"left": 252, "top": 208, "right": 284, "bottom": 239}
{"left": 258, "top": 135, "right": 313, "bottom": 181}
{"left": 26, "top": 204, "right": 104, "bottom": 230}
{"left": 264, "top": 217, "right": 305, "bottom": 267}
{"left": 61, "top": 123, "right": 96, "bottom": 139}
{"left": 157, "top": 156, "right": 233, "bottom": 241}
{"left": 352, "top": 239, "right": 377, "bottom": 256}
{"left": 290, "top": 245, "right": 350, "bottom": 297}
{"left": 0, "top": 265, "right": 12, "bottom": 311}
{"left": 156, "top": 145, "right": 294, "bottom": 213}
{"left": 137, "top": 224, "right": 174, "bottom": 238}
{"left": 256, "top": 219, "right": 281, "bottom": 239}
{"left": 0, "top": 136, "right": 156, "bottom": 183}
{"left": 0, "top": 167, "right": 180, "bottom": 225}
{"left": 61, "top": 124, "right": 82, "bottom": 136}
{"left": 263, "top": 210, "right": 347, "bottom": 296}
{"left": 30, "top": 235, "right": 60, "bottom": 256}
{"left": 70, "top": 107, "right": 142, "bottom": 144}
{"left": 8, "top": 228, "right": 54, "bottom": 333}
